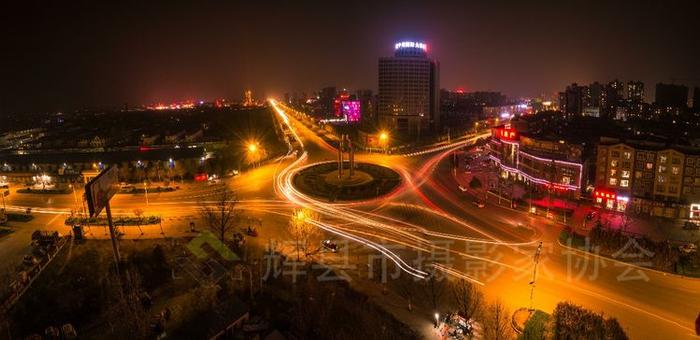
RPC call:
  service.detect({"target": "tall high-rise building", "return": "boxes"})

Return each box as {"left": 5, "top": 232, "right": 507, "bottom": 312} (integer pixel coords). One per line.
{"left": 655, "top": 83, "right": 688, "bottom": 108}
{"left": 562, "top": 83, "right": 584, "bottom": 115}
{"left": 588, "top": 82, "right": 605, "bottom": 108}
{"left": 627, "top": 81, "right": 645, "bottom": 103}
{"left": 356, "top": 89, "right": 376, "bottom": 127}
{"left": 603, "top": 79, "right": 624, "bottom": 117}
{"left": 318, "top": 86, "right": 337, "bottom": 116}
{"left": 378, "top": 41, "right": 440, "bottom": 138}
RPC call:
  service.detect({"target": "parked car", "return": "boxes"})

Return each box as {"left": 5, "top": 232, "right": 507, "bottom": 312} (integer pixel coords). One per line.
{"left": 679, "top": 243, "right": 698, "bottom": 254}
{"left": 586, "top": 211, "right": 598, "bottom": 221}
{"left": 246, "top": 226, "right": 258, "bottom": 237}
{"left": 683, "top": 221, "right": 700, "bottom": 230}
{"left": 22, "top": 255, "right": 38, "bottom": 266}
{"left": 322, "top": 240, "right": 338, "bottom": 252}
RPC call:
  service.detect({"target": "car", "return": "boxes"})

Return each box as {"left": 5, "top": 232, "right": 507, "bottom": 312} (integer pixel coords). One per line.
{"left": 683, "top": 221, "right": 700, "bottom": 230}
{"left": 458, "top": 185, "right": 468, "bottom": 192}
{"left": 679, "top": 243, "right": 698, "bottom": 254}
{"left": 246, "top": 226, "right": 258, "bottom": 237}
{"left": 322, "top": 240, "right": 338, "bottom": 252}
{"left": 22, "top": 255, "right": 38, "bottom": 266}
{"left": 472, "top": 200, "right": 485, "bottom": 208}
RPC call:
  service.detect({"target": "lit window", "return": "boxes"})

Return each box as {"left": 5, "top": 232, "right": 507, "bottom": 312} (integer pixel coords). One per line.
{"left": 609, "top": 178, "right": 618, "bottom": 186}
{"left": 621, "top": 170, "right": 630, "bottom": 178}
{"left": 660, "top": 155, "right": 667, "bottom": 164}
{"left": 623, "top": 152, "right": 631, "bottom": 159}
{"left": 672, "top": 167, "right": 680, "bottom": 175}
{"left": 658, "top": 175, "right": 666, "bottom": 183}
{"left": 646, "top": 162, "right": 653, "bottom": 170}
{"left": 611, "top": 160, "right": 618, "bottom": 167}
{"left": 635, "top": 171, "right": 642, "bottom": 179}
{"left": 610, "top": 169, "right": 617, "bottom": 177}
{"left": 620, "top": 179, "right": 629, "bottom": 187}
{"left": 658, "top": 165, "right": 666, "bottom": 173}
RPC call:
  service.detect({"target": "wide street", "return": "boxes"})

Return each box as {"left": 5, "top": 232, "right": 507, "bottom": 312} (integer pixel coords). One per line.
{"left": 1, "top": 100, "right": 698, "bottom": 339}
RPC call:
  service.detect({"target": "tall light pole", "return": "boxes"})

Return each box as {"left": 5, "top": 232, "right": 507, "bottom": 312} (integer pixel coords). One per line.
{"left": 144, "top": 181, "right": 149, "bottom": 206}
{"left": 247, "top": 142, "right": 259, "bottom": 168}
{"left": 529, "top": 241, "right": 543, "bottom": 311}
{"left": 379, "top": 131, "right": 389, "bottom": 154}
{"left": 69, "top": 184, "right": 78, "bottom": 211}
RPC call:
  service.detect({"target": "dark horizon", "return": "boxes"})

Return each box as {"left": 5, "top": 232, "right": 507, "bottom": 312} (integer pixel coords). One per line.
{"left": 2, "top": 0, "right": 699, "bottom": 114}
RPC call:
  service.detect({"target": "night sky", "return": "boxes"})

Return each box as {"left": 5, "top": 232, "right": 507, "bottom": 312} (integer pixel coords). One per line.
{"left": 2, "top": 1, "right": 699, "bottom": 115}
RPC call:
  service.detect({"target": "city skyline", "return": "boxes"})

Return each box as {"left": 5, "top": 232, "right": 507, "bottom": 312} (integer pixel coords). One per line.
{"left": 2, "top": 1, "right": 700, "bottom": 114}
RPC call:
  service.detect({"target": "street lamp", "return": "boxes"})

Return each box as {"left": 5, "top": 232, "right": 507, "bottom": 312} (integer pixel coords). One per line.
{"left": 247, "top": 143, "right": 258, "bottom": 153}
{"left": 144, "top": 181, "right": 149, "bottom": 206}
{"left": 434, "top": 312, "right": 440, "bottom": 328}
{"left": 379, "top": 131, "right": 389, "bottom": 154}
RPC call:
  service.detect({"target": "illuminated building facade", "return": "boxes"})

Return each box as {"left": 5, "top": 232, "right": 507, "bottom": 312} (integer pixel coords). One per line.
{"left": 487, "top": 124, "right": 584, "bottom": 199}
{"left": 378, "top": 41, "right": 439, "bottom": 138}
{"left": 595, "top": 138, "right": 700, "bottom": 218}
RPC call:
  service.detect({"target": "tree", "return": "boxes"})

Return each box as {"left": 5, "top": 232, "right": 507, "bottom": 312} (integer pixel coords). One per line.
{"left": 199, "top": 188, "right": 238, "bottom": 242}
{"left": 288, "top": 209, "right": 319, "bottom": 261}
{"left": 396, "top": 273, "right": 417, "bottom": 312}
{"left": 469, "top": 177, "right": 482, "bottom": 189}
{"left": 425, "top": 269, "right": 446, "bottom": 314}
{"left": 451, "top": 279, "right": 484, "bottom": 329}
{"left": 133, "top": 208, "right": 144, "bottom": 235}
{"left": 552, "top": 302, "right": 628, "bottom": 340}
{"left": 482, "top": 300, "right": 514, "bottom": 340}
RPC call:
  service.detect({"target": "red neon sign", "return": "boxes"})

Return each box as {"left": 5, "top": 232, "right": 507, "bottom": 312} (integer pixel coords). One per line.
{"left": 493, "top": 127, "right": 518, "bottom": 141}
{"left": 593, "top": 189, "right": 616, "bottom": 200}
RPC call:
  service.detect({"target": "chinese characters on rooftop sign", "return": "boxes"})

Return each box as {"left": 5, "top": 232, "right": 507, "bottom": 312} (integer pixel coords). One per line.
{"left": 394, "top": 41, "right": 427, "bottom": 51}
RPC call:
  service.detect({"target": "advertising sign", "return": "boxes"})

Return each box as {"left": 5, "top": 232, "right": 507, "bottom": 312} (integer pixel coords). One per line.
{"left": 85, "top": 166, "right": 119, "bottom": 217}
{"left": 341, "top": 100, "right": 361, "bottom": 122}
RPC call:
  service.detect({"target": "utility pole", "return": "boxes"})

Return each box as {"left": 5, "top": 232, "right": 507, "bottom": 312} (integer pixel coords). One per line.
{"left": 348, "top": 135, "right": 355, "bottom": 178}
{"left": 529, "top": 241, "right": 543, "bottom": 311}
{"left": 144, "top": 181, "right": 149, "bottom": 206}
{"left": 338, "top": 135, "right": 344, "bottom": 178}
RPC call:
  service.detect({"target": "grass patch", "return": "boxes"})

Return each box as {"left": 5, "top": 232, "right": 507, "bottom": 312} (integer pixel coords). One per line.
{"left": 17, "top": 188, "right": 70, "bottom": 194}
{"left": 293, "top": 162, "right": 401, "bottom": 201}
{"left": 519, "top": 310, "right": 551, "bottom": 340}
{"left": 6, "top": 213, "right": 34, "bottom": 222}
{"left": 558, "top": 228, "right": 588, "bottom": 249}
{"left": 65, "top": 216, "right": 160, "bottom": 226}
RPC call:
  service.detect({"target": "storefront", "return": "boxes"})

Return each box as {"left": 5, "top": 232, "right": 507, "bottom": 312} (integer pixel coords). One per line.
{"left": 690, "top": 203, "right": 700, "bottom": 219}
{"left": 593, "top": 188, "right": 628, "bottom": 212}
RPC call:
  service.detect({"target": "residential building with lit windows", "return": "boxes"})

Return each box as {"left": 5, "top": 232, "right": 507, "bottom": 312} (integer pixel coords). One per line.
{"left": 595, "top": 142, "right": 635, "bottom": 211}
{"left": 595, "top": 138, "right": 700, "bottom": 218}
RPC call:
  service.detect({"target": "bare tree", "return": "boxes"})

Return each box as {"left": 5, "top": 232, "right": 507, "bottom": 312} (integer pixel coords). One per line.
{"left": 482, "top": 300, "right": 514, "bottom": 340}
{"left": 395, "top": 273, "right": 417, "bottom": 312}
{"left": 425, "top": 269, "right": 446, "bottom": 313}
{"left": 451, "top": 279, "right": 484, "bottom": 326}
{"left": 105, "top": 270, "right": 149, "bottom": 338}
{"left": 199, "top": 188, "right": 238, "bottom": 242}
{"left": 133, "top": 208, "right": 144, "bottom": 235}
{"left": 288, "top": 209, "right": 319, "bottom": 261}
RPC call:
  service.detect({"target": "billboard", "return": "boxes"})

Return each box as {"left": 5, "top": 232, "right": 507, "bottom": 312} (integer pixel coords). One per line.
{"left": 341, "top": 100, "right": 361, "bottom": 122}
{"left": 85, "top": 166, "right": 119, "bottom": 217}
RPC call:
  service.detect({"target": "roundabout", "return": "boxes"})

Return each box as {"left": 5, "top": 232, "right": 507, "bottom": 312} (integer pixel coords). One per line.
{"left": 292, "top": 161, "right": 402, "bottom": 202}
